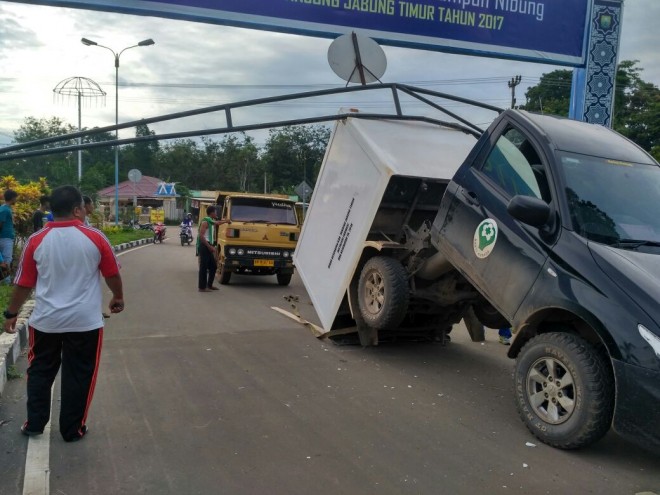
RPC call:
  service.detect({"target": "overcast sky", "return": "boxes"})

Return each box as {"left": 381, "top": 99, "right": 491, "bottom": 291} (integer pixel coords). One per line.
{"left": 0, "top": 0, "right": 658, "bottom": 148}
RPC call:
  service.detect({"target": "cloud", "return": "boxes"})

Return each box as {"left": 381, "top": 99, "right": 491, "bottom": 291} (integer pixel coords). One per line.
{"left": 619, "top": 0, "right": 660, "bottom": 84}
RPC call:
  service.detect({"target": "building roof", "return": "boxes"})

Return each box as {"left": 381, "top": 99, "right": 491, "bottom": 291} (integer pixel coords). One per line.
{"left": 97, "top": 175, "right": 178, "bottom": 199}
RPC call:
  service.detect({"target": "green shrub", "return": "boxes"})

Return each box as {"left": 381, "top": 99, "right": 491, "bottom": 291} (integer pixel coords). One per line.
{"left": 0, "top": 284, "right": 13, "bottom": 335}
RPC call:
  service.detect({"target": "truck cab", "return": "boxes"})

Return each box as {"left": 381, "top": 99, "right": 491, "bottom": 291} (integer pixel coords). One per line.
{"left": 215, "top": 192, "right": 300, "bottom": 286}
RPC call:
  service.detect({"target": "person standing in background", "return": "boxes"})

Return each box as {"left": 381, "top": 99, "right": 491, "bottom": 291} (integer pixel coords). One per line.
{"left": 82, "top": 196, "right": 94, "bottom": 226}
{"left": 32, "top": 195, "right": 51, "bottom": 232}
{"left": 197, "top": 205, "right": 226, "bottom": 292}
{"left": 498, "top": 327, "right": 512, "bottom": 345}
{"left": 0, "top": 189, "right": 18, "bottom": 283}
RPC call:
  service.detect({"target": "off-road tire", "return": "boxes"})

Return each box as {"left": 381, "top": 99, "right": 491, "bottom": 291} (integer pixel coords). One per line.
{"left": 357, "top": 256, "right": 409, "bottom": 330}
{"left": 180, "top": 236, "right": 185, "bottom": 246}
{"left": 277, "top": 273, "right": 292, "bottom": 286}
{"left": 514, "top": 332, "right": 614, "bottom": 450}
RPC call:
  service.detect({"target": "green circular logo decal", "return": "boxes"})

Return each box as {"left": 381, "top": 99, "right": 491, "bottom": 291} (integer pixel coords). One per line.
{"left": 473, "top": 219, "right": 498, "bottom": 259}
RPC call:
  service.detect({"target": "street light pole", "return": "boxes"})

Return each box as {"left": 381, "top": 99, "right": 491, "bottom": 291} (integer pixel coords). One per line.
{"left": 81, "top": 37, "right": 155, "bottom": 225}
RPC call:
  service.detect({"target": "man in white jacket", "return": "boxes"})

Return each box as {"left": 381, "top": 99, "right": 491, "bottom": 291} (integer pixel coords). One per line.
{"left": 4, "top": 185, "right": 124, "bottom": 442}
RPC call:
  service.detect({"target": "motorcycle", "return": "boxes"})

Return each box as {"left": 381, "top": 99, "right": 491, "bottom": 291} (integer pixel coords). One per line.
{"left": 127, "top": 219, "right": 154, "bottom": 230}
{"left": 153, "top": 223, "right": 166, "bottom": 243}
{"left": 179, "top": 222, "right": 193, "bottom": 246}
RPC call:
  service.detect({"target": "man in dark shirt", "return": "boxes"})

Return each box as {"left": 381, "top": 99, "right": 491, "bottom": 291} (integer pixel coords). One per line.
{"left": 32, "top": 195, "right": 51, "bottom": 233}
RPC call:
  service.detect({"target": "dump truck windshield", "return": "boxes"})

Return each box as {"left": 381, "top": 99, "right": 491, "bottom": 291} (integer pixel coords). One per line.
{"left": 230, "top": 198, "right": 297, "bottom": 225}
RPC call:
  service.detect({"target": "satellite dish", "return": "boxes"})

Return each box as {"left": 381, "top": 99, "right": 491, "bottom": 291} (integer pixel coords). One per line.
{"left": 128, "top": 169, "right": 142, "bottom": 183}
{"left": 328, "top": 32, "right": 386, "bottom": 85}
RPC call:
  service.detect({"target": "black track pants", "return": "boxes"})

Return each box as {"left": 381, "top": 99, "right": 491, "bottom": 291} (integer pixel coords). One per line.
{"left": 25, "top": 327, "right": 103, "bottom": 441}
{"left": 198, "top": 244, "right": 217, "bottom": 289}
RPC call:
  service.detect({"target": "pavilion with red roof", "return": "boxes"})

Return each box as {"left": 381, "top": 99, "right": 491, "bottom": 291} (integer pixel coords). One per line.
{"left": 96, "top": 175, "right": 180, "bottom": 222}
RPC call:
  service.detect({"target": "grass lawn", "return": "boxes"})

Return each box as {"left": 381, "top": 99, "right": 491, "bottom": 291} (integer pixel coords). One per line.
{"left": 103, "top": 229, "right": 154, "bottom": 246}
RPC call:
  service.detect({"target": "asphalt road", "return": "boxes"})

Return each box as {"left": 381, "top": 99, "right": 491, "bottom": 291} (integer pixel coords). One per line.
{"left": 1, "top": 235, "right": 658, "bottom": 495}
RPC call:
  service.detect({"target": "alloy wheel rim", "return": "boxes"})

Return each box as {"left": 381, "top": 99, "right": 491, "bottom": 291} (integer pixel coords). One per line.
{"left": 364, "top": 270, "right": 385, "bottom": 315}
{"left": 526, "top": 356, "right": 576, "bottom": 425}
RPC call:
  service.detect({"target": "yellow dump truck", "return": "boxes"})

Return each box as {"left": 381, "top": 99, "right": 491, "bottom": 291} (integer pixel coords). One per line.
{"left": 214, "top": 192, "right": 300, "bottom": 286}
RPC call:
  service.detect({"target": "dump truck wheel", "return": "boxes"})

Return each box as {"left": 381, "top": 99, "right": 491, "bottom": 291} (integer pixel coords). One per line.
{"left": 219, "top": 263, "right": 232, "bottom": 285}
{"left": 277, "top": 273, "right": 292, "bottom": 286}
{"left": 514, "top": 332, "right": 614, "bottom": 449}
{"left": 358, "top": 256, "right": 409, "bottom": 330}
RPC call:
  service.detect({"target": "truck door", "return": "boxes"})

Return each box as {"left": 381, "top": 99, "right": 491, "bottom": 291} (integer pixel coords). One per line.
{"left": 437, "top": 122, "right": 555, "bottom": 321}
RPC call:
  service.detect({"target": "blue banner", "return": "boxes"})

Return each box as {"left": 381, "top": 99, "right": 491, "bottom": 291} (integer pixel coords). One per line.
{"left": 8, "top": 0, "right": 592, "bottom": 66}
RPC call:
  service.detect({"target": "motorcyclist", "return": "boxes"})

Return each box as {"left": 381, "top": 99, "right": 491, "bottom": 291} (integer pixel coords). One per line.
{"left": 180, "top": 214, "right": 194, "bottom": 245}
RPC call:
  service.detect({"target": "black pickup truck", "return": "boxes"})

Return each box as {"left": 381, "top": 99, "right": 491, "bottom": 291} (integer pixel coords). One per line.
{"left": 295, "top": 108, "right": 660, "bottom": 454}
{"left": 432, "top": 110, "right": 660, "bottom": 453}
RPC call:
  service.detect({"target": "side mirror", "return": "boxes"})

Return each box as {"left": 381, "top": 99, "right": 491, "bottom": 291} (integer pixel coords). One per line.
{"left": 507, "top": 195, "right": 551, "bottom": 227}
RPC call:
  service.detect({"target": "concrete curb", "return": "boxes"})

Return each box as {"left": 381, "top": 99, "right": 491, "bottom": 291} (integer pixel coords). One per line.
{"left": 0, "top": 238, "right": 150, "bottom": 397}
{"left": 112, "top": 236, "right": 154, "bottom": 253}
{"left": 0, "top": 302, "right": 32, "bottom": 396}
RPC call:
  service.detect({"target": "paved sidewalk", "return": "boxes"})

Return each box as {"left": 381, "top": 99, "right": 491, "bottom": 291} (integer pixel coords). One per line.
{"left": 0, "top": 237, "right": 153, "bottom": 397}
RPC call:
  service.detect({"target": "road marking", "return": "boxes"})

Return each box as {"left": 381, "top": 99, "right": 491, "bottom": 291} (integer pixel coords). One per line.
{"left": 116, "top": 243, "right": 153, "bottom": 256}
{"left": 22, "top": 387, "right": 54, "bottom": 495}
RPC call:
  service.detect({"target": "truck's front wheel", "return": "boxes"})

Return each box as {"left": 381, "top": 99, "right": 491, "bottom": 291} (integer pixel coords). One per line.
{"left": 357, "top": 256, "right": 409, "bottom": 330}
{"left": 219, "top": 262, "right": 232, "bottom": 285}
{"left": 514, "top": 332, "right": 614, "bottom": 450}
{"left": 277, "top": 273, "right": 292, "bottom": 286}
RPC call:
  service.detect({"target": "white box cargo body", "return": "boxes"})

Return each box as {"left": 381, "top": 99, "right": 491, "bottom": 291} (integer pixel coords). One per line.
{"left": 293, "top": 114, "right": 477, "bottom": 333}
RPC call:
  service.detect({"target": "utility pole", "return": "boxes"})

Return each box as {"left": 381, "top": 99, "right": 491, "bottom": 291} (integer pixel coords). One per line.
{"left": 508, "top": 75, "right": 522, "bottom": 109}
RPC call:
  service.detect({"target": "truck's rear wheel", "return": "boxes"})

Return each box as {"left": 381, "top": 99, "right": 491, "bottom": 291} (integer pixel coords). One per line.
{"left": 357, "top": 256, "right": 409, "bottom": 330}
{"left": 472, "top": 301, "right": 509, "bottom": 329}
{"left": 219, "top": 262, "right": 232, "bottom": 285}
{"left": 277, "top": 273, "right": 292, "bottom": 286}
{"left": 514, "top": 332, "right": 614, "bottom": 450}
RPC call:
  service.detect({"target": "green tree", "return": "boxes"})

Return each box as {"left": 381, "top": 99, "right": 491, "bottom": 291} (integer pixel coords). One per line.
{"left": 651, "top": 145, "right": 660, "bottom": 162}
{"left": 122, "top": 123, "right": 160, "bottom": 177}
{"left": 8, "top": 117, "right": 77, "bottom": 183}
{"left": 520, "top": 61, "right": 659, "bottom": 158}
{"left": 155, "top": 139, "right": 202, "bottom": 187}
{"left": 198, "top": 137, "right": 226, "bottom": 189}
{"left": 13, "top": 116, "right": 76, "bottom": 144}
{"left": 520, "top": 69, "right": 572, "bottom": 116}
{"left": 612, "top": 60, "right": 660, "bottom": 154}
{"left": 215, "top": 134, "right": 261, "bottom": 192}
{"left": 261, "top": 125, "right": 331, "bottom": 194}
{"left": 5, "top": 117, "right": 117, "bottom": 188}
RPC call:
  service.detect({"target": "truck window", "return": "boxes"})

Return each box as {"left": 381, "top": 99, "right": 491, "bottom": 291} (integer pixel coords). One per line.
{"left": 481, "top": 127, "right": 548, "bottom": 201}
{"left": 560, "top": 153, "right": 660, "bottom": 244}
{"left": 230, "top": 198, "right": 297, "bottom": 225}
